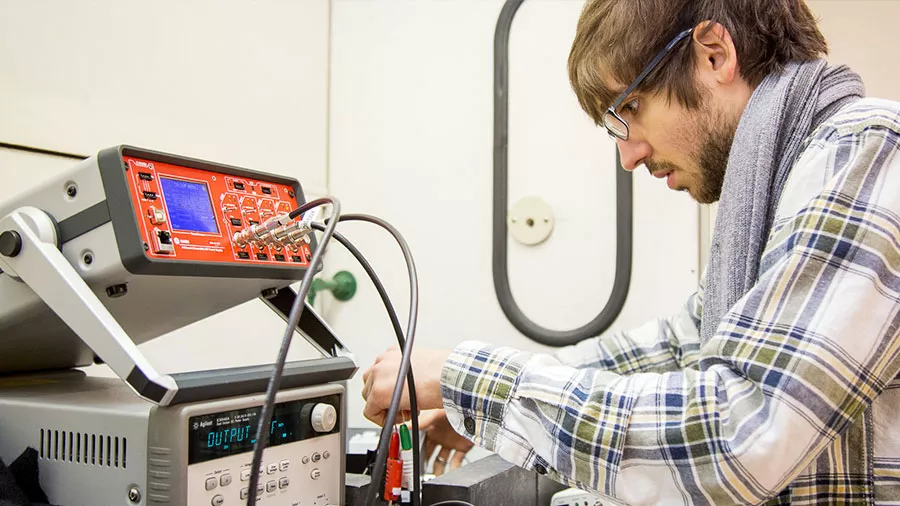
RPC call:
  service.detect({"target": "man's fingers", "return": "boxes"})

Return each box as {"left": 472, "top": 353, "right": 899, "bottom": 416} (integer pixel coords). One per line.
{"left": 363, "top": 397, "right": 387, "bottom": 427}
{"left": 361, "top": 370, "right": 373, "bottom": 401}
{"left": 361, "top": 346, "right": 420, "bottom": 429}
{"left": 433, "top": 447, "right": 453, "bottom": 476}
{"left": 450, "top": 449, "right": 466, "bottom": 470}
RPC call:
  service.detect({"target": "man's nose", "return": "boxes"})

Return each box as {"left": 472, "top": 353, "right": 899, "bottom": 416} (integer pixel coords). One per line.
{"left": 615, "top": 137, "right": 651, "bottom": 171}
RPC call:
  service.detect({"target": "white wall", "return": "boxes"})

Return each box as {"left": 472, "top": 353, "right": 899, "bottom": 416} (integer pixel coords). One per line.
{"left": 809, "top": 0, "right": 900, "bottom": 103}
{"left": 327, "top": 0, "right": 700, "bottom": 428}
{"left": 0, "top": 0, "right": 331, "bottom": 194}
{"left": 0, "top": 0, "right": 332, "bottom": 373}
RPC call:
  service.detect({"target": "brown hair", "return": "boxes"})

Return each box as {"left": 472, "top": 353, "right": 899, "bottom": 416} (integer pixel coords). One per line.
{"left": 568, "top": 0, "right": 828, "bottom": 124}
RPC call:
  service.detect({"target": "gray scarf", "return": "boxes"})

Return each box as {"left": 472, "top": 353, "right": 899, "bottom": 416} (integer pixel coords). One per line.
{"left": 700, "top": 60, "right": 864, "bottom": 344}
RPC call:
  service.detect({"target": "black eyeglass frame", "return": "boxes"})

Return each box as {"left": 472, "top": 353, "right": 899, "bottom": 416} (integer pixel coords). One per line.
{"left": 603, "top": 27, "right": 695, "bottom": 140}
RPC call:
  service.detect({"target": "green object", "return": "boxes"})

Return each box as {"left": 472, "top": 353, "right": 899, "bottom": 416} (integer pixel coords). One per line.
{"left": 399, "top": 423, "right": 412, "bottom": 451}
{"left": 307, "top": 270, "right": 357, "bottom": 304}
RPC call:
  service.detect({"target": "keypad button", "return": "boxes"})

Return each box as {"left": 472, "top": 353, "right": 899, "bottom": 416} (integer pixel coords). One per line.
{"left": 240, "top": 469, "right": 251, "bottom": 481}
{"left": 323, "top": 451, "right": 330, "bottom": 460}
{"left": 310, "top": 468, "right": 321, "bottom": 480}
{"left": 279, "top": 477, "right": 290, "bottom": 489}
{"left": 267, "top": 463, "right": 278, "bottom": 474}
{"left": 205, "top": 477, "right": 218, "bottom": 491}
{"left": 279, "top": 459, "right": 290, "bottom": 472}
{"left": 220, "top": 474, "right": 232, "bottom": 487}
{"left": 301, "top": 456, "right": 310, "bottom": 465}
{"left": 257, "top": 485, "right": 264, "bottom": 496}
{"left": 311, "top": 452, "right": 321, "bottom": 463}
{"left": 211, "top": 494, "right": 224, "bottom": 506}
{"left": 240, "top": 488, "right": 249, "bottom": 500}
{"left": 266, "top": 480, "right": 277, "bottom": 493}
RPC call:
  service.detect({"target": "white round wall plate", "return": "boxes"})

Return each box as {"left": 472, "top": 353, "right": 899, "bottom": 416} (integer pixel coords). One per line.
{"left": 508, "top": 196, "right": 554, "bottom": 245}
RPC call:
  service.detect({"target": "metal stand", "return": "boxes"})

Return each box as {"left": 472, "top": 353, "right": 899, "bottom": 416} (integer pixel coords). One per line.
{"left": 0, "top": 206, "right": 355, "bottom": 406}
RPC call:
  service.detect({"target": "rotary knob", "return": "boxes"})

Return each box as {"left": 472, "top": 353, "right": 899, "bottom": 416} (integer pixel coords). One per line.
{"left": 310, "top": 403, "right": 337, "bottom": 433}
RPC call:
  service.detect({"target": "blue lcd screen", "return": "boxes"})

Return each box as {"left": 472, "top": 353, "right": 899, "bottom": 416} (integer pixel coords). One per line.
{"left": 159, "top": 177, "right": 219, "bottom": 234}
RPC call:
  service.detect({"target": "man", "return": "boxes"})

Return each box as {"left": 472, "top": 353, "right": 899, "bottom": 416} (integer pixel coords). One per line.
{"left": 363, "top": 0, "right": 900, "bottom": 503}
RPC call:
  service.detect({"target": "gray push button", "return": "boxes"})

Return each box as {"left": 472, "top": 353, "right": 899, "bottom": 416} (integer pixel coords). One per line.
{"left": 211, "top": 494, "right": 224, "bottom": 506}
{"left": 220, "top": 474, "right": 232, "bottom": 487}
{"left": 279, "top": 459, "right": 290, "bottom": 472}
{"left": 205, "top": 477, "right": 218, "bottom": 491}
{"left": 240, "top": 488, "right": 249, "bottom": 500}
{"left": 310, "top": 469, "right": 321, "bottom": 480}
{"left": 311, "top": 452, "right": 321, "bottom": 463}
{"left": 267, "top": 463, "right": 278, "bottom": 474}
{"left": 240, "top": 469, "right": 251, "bottom": 481}
{"left": 279, "top": 477, "right": 290, "bottom": 489}
{"left": 266, "top": 480, "right": 277, "bottom": 493}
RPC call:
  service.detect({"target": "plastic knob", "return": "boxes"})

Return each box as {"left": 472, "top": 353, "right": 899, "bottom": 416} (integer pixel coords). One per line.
{"left": 0, "top": 231, "right": 22, "bottom": 257}
{"left": 310, "top": 403, "right": 337, "bottom": 433}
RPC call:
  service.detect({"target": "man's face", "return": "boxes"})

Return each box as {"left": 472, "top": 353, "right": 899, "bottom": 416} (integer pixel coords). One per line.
{"left": 611, "top": 86, "right": 738, "bottom": 204}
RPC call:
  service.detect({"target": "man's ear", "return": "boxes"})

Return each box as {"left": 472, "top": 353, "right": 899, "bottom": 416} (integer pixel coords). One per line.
{"left": 692, "top": 21, "right": 739, "bottom": 84}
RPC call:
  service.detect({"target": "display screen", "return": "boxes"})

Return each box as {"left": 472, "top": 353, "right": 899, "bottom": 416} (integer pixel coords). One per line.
{"left": 188, "top": 395, "right": 340, "bottom": 465}
{"left": 159, "top": 177, "right": 219, "bottom": 234}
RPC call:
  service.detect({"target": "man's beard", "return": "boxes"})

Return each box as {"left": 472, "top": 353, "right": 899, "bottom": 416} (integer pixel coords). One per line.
{"left": 693, "top": 109, "right": 736, "bottom": 204}
{"left": 644, "top": 105, "right": 738, "bottom": 204}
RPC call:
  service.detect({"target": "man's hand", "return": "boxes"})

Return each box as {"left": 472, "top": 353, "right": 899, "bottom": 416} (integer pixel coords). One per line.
{"left": 418, "top": 409, "right": 473, "bottom": 475}
{"left": 361, "top": 347, "right": 451, "bottom": 427}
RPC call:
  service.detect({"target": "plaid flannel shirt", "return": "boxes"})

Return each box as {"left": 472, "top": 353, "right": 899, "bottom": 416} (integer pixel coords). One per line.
{"left": 441, "top": 98, "right": 900, "bottom": 505}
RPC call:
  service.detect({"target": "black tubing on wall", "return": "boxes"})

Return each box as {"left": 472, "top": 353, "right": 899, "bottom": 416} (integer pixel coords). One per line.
{"left": 492, "top": 0, "right": 634, "bottom": 346}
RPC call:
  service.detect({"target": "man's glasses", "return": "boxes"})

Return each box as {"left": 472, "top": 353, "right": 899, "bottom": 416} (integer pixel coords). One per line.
{"left": 603, "top": 27, "right": 695, "bottom": 140}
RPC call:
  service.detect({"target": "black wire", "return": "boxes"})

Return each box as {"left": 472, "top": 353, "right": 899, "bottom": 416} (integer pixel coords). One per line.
{"left": 288, "top": 199, "right": 331, "bottom": 220}
{"left": 246, "top": 197, "right": 340, "bottom": 505}
{"left": 329, "top": 214, "right": 419, "bottom": 506}
{"left": 310, "top": 221, "right": 422, "bottom": 506}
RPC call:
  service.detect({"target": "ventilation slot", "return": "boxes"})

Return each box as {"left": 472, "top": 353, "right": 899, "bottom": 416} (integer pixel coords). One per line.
{"left": 39, "top": 429, "right": 126, "bottom": 469}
